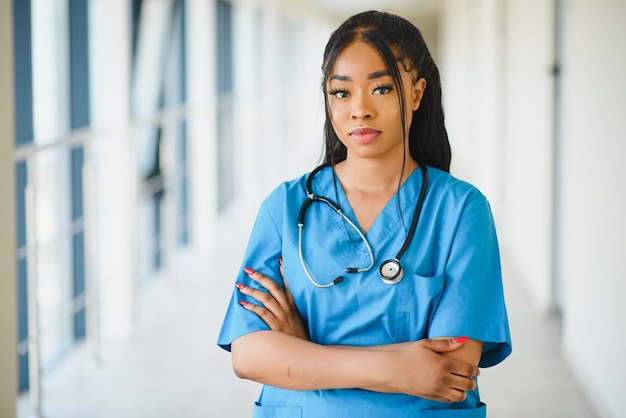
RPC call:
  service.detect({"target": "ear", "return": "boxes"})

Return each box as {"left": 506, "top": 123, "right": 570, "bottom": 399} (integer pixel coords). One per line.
{"left": 411, "top": 77, "right": 427, "bottom": 111}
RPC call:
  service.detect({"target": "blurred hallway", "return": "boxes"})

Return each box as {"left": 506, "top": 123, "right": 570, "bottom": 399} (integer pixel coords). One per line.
{"left": 18, "top": 209, "right": 599, "bottom": 418}
{"left": 4, "top": 1, "right": 626, "bottom": 417}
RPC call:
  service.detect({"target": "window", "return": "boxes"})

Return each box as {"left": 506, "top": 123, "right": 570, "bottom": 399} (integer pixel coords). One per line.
{"left": 217, "top": 0, "right": 234, "bottom": 211}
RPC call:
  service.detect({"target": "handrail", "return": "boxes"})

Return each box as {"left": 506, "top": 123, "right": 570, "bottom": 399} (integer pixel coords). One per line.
{"left": 13, "top": 104, "right": 188, "bottom": 415}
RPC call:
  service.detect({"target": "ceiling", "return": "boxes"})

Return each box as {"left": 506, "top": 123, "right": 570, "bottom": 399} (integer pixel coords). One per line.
{"left": 305, "top": 0, "right": 441, "bottom": 22}
{"left": 300, "top": 0, "right": 442, "bottom": 58}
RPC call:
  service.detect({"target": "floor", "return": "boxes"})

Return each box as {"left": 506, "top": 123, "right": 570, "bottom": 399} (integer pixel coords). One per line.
{"left": 18, "top": 217, "right": 600, "bottom": 418}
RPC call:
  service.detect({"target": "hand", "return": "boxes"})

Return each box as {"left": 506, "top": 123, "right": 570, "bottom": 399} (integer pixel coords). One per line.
{"left": 382, "top": 338, "right": 480, "bottom": 402}
{"left": 237, "top": 262, "right": 309, "bottom": 341}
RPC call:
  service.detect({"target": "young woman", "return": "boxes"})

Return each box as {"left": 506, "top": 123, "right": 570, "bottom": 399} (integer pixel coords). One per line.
{"left": 218, "top": 10, "right": 511, "bottom": 417}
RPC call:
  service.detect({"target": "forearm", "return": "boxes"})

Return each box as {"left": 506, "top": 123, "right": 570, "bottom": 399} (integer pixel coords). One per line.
{"left": 231, "top": 330, "right": 392, "bottom": 391}
{"left": 332, "top": 339, "right": 482, "bottom": 393}
{"left": 231, "top": 330, "right": 479, "bottom": 403}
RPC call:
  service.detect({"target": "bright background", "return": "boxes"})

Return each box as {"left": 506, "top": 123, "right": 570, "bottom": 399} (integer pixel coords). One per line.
{"left": 1, "top": 0, "right": 625, "bottom": 417}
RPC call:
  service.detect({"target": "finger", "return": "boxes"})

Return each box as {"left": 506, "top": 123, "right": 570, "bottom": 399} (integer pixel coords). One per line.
{"left": 425, "top": 343, "right": 479, "bottom": 380}
{"left": 236, "top": 283, "right": 282, "bottom": 317}
{"left": 239, "top": 301, "right": 280, "bottom": 329}
{"left": 427, "top": 374, "right": 474, "bottom": 403}
{"left": 422, "top": 387, "right": 467, "bottom": 404}
{"left": 449, "top": 356, "right": 480, "bottom": 379}
{"left": 426, "top": 390, "right": 464, "bottom": 404}
{"left": 424, "top": 337, "right": 468, "bottom": 353}
{"left": 448, "top": 372, "right": 477, "bottom": 393}
{"left": 244, "top": 268, "right": 290, "bottom": 309}
{"left": 453, "top": 363, "right": 480, "bottom": 379}
{"left": 445, "top": 359, "right": 479, "bottom": 380}
{"left": 443, "top": 387, "right": 468, "bottom": 403}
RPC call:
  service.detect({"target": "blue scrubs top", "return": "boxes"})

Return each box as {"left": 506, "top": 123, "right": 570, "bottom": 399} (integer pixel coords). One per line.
{"left": 218, "top": 165, "right": 512, "bottom": 418}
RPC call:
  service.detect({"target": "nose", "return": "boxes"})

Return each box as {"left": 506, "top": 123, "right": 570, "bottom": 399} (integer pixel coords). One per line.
{"left": 351, "top": 91, "right": 375, "bottom": 120}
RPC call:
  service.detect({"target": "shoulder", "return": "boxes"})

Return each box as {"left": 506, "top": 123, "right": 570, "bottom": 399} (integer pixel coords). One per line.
{"left": 262, "top": 165, "right": 336, "bottom": 206}
{"left": 428, "top": 167, "right": 487, "bottom": 204}
{"left": 425, "top": 166, "right": 492, "bottom": 216}
{"left": 260, "top": 171, "right": 310, "bottom": 213}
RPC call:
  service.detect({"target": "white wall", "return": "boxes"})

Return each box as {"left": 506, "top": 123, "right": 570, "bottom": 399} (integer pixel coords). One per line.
{"left": 441, "top": 0, "right": 553, "bottom": 311}
{"left": 88, "top": 0, "right": 222, "bottom": 342}
{"left": 89, "top": 0, "right": 136, "bottom": 341}
{"left": 231, "top": 0, "right": 331, "bottom": 226}
{"left": 505, "top": 0, "right": 558, "bottom": 314}
{"left": 442, "top": 0, "right": 626, "bottom": 416}
{"left": 560, "top": 1, "right": 626, "bottom": 417}
{"left": 500, "top": 0, "right": 556, "bottom": 314}
{"left": 440, "top": 0, "right": 506, "bottom": 212}
{"left": 440, "top": 0, "right": 556, "bottom": 313}
{"left": 186, "top": 0, "right": 219, "bottom": 259}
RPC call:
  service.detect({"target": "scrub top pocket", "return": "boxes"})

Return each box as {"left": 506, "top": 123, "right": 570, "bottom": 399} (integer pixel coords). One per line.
{"left": 418, "top": 403, "right": 486, "bottom": 418}
{"left": 391, "top": 273, "right": 444, "bottom": 342}
{"left": 253, "top": 403, "right": 303, "bottom": 418}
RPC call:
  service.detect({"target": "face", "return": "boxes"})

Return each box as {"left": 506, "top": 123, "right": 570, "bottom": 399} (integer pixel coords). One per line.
{"left": 326, "top": 40, "right": 426, "bottom": 162}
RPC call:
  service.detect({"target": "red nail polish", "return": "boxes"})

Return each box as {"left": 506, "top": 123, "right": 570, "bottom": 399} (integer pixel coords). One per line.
{"left": 239, "top": 301, "right": 249, "bottom": 307}
{"left": 243, "top": 267, "right": 256, "bottom": 275}
{"left": 453, "top": 336, "right": 469, "bottom": 343}
{"left": 279, "top": 257, "right": 283, "bottom": 266}
{"left": 235, "top": 283, "right": 246, "bottom": 290}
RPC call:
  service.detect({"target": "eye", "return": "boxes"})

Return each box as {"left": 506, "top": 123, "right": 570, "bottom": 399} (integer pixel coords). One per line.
{"left": 327, "top": 88, "right": 349, "bottom": 99}
{"left": 372, "top": 84, "right": 394, "bottom": 95}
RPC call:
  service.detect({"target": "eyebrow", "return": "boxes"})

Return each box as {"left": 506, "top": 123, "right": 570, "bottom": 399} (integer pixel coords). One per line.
{"left": 329, "top": 69, "right": 392, "bottom": 82}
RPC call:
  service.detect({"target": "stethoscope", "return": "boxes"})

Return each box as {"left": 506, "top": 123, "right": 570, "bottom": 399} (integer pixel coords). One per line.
{"left": 297, "top": 163, "right": 428, "bottom": 288}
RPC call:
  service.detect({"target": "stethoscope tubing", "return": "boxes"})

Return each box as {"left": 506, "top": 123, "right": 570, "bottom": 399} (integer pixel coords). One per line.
{"left": 298, "top": 163, "right": 428, "bottom": 288}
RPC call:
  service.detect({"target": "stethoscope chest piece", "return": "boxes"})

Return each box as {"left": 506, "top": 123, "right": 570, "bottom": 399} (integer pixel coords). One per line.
{"left": 379, "top": 258, "right": 404, "bottom": 285}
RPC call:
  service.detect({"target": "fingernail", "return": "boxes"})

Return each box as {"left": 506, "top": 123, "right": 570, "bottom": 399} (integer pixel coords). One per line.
{"left": 453, "top": 336, "right": 469, "bottom": 343}
{"left": 239, "top": 301, "right": 249, "bottom": 307}
{"left": 243, "top": 267, "right": 256, "bottom": 276}
{"left": 235, "top": 283, "right": 246, "bottom": 290}
{"left": 279, "top": 257, "right": 283, "bottom": 266}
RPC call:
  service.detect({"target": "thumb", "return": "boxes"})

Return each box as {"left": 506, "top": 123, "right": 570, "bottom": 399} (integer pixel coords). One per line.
{"left": 423, "top": 336, "right": 469, "bottom": 353}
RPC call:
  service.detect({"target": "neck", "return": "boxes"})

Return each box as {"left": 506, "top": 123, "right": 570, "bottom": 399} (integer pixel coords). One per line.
{"left": 335, "top": 155, "right": 417, "bottom": 195}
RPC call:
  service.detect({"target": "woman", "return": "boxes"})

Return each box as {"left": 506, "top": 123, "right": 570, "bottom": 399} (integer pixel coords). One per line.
{"left": 218, "top": 10, "right": 511, "bottom": 417}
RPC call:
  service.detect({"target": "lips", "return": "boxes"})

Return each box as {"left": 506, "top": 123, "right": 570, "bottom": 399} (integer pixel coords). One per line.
{"left": 349, "top": 127, "right": 381, "bottom": 144}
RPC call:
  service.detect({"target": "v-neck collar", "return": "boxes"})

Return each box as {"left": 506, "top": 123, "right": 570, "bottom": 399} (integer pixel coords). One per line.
{"left": 315, "top": 165, "right": 426, "bottom": 252}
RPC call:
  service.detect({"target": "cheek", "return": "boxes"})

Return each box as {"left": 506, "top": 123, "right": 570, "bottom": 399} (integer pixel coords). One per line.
{"left": 328, "top": 102, "right": 346, "bottom": 120}
{"left": 329, "top": 120, "right": 346, "bottom": 143}
{"left": 328, "top": 104, "right": 349, "bottom": 132}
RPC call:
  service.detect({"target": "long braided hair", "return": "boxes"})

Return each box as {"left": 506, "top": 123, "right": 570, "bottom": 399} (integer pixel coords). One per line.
{"left": 320, "top": 10, "right": 451, "bottom": 172}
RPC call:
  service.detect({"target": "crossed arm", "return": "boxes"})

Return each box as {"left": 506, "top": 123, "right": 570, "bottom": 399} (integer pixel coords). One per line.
{"left": 231, "top": 267, "right": 483, "bottom": 403}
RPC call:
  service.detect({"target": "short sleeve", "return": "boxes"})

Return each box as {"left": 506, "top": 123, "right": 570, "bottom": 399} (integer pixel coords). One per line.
{"left": 217, "top": 195, "right": 284, "bottom": 352}
{"left": 428, "top": 194, "right": 512, "bottom": 368}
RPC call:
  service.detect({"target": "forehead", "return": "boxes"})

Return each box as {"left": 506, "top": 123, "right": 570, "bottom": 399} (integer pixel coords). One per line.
{"left": 330, "top": 40, "right": 388, "bottom": 76}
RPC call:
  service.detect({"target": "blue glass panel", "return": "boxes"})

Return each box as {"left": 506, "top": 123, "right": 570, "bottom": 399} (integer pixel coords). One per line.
{"left": 177, "top": 120, "right": 188, "bottom": 246}
{"left": 69, "top": 0, "right": 91, "bottom": 129}
{"left": 217, "top": 1, "right": 233, "bottom": 93}
{"left": 153, "top": 193, "right": 163, "bottom": 269}
{"left": 70, "top": 147, "right": 85, "bottom": 339}
{"left": 131, "top": 0, "right": 143, "bottom": 60}
{"left": 72, "top": 231, "right": 86, "bottom": 339}
{"left": 179, "top": 176, "right": 189, "bottom": 245}
{"left": 17, "top": 258, "right": 29, "bottom": 391}
{"left": 178, "top": 0, "right": 187, "bottom": 103}
{"left": 15, "top": 162, "right": 27, "bottom": 247}
{"left": 15, "top": 162, "right": 29, "bottom": 391}
{"left": 13, "top": 0, "right": 34, "bottom": 145}
{"left": 70, "top": 147, "right": 84, "bottom": 220}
